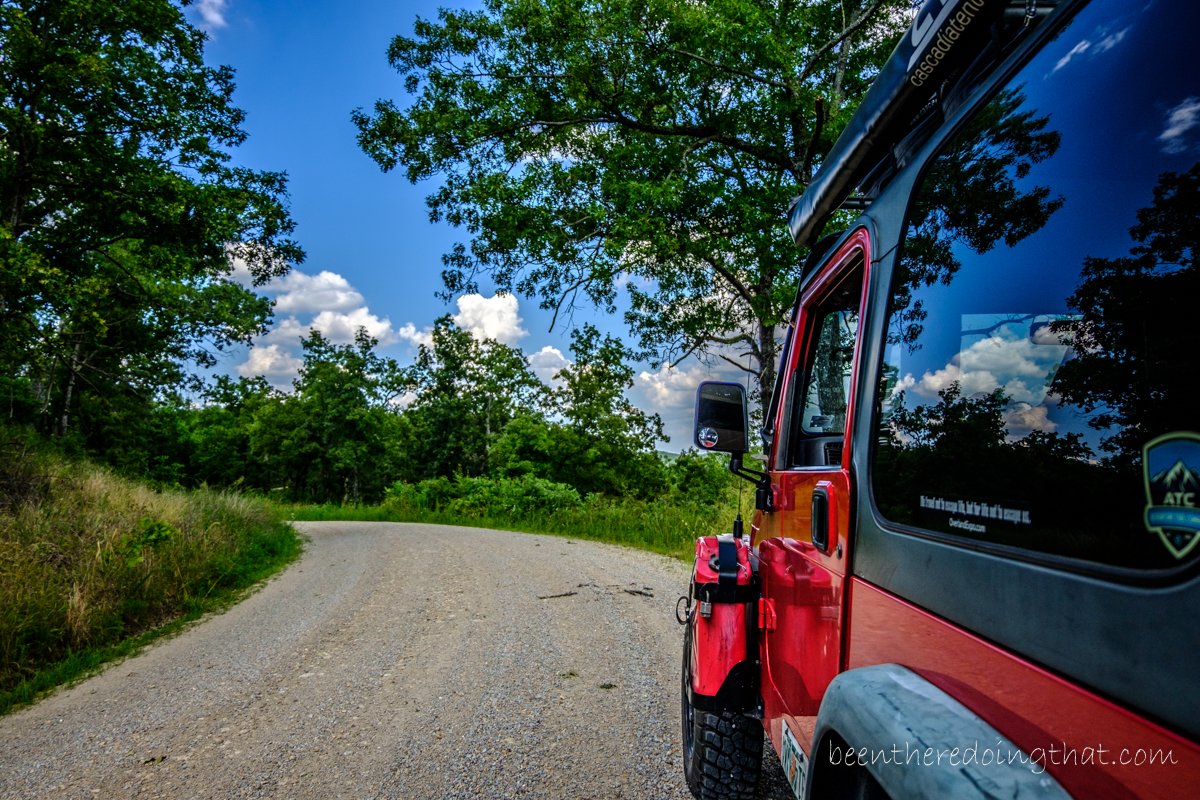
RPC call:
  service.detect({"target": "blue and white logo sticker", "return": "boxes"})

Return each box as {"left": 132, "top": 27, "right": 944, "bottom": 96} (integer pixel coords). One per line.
{"left": 1144, "top": 432, "right": 1200, "bottom": 560}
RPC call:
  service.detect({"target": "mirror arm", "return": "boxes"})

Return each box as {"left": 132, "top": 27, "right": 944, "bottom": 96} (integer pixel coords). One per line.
{"left": 729, "top": 454, "right": 774, "bottom": 513}
{"left": 728, "top": 453, "right": 765, "bottom": 484}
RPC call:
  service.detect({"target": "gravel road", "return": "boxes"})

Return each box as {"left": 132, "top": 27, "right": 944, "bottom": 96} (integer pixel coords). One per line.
{"left": 0, "top": 522, "right": 792, "bottom": 800}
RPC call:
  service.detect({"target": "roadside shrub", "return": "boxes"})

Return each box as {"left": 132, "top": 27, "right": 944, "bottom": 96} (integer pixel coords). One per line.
{"left": 384, "top": 474, "right": 582, "bottom": 518}
{"left": 668, "top": 448, "right": 736, "bottom": 505}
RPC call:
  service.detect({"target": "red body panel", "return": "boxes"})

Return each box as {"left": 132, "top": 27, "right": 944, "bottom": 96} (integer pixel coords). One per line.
{"left": 753, "top": 229, "right": 870, "bottom": 762}
{"left": 691, "top": 536, "right": 753, "bottom": 696}
{"left": 847, "top": 578, "right": 1200, "bottom": 799}
{"left": 757, "top": 473, "right": 848, "bottom": 717}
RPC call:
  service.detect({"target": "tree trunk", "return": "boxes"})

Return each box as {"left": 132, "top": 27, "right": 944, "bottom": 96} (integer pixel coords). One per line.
{"left": 757, "top": 318, "right": 777, "bottom": 431}
{"left": 58, "top": 341, "right": 81, "bottom": 437}
{"left": 831, "top": 1, "right": 857, "bottom": 116}
{"left": 36, "top": 352, "right": 59, "bottom": 429}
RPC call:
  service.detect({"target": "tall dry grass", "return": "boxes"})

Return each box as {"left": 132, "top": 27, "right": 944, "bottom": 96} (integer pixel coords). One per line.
{"left": 0, "top": 434, "right": 301, "bottom": 711}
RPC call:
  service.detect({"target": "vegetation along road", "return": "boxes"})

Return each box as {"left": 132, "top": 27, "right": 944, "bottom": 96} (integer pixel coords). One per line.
{"left": 0, "top": 522, "right": 792, "bottom": 799}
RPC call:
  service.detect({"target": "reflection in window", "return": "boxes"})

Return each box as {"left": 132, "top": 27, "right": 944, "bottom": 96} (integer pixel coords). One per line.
{"left": 802, "top": 308, "right": 858, "bottom": 435}
{"left": 873, "top": 0, "right": 1200, "bottom": 572}
{"left": 788, "top": 263, "right": 862, "bottom": 468}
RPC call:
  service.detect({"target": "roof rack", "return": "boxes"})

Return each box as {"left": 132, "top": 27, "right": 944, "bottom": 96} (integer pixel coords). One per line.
{"left": 787, "top": 0, "right": 1059, "bottom": 248}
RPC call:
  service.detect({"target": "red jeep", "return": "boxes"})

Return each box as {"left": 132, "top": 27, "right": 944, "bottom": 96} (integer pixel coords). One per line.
{"left": 680, "top": 1, "right": 1200, "bottom": 798}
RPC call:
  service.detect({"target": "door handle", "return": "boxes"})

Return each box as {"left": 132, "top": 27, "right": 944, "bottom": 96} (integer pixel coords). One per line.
{"left": 811, "top": 481, "right": 836, "bottom": 553}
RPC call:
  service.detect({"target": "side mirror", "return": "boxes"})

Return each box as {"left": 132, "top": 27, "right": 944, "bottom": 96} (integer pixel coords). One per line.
{"left": 694, "top": 381, "right": 749, "bottom": 454}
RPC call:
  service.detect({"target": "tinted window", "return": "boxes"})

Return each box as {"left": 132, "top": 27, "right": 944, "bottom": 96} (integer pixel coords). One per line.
{"left": 787, "top": 263, "right": 862, "bottom": 468}
{"left": 873, "top": 0, "right": 1200, "bottom": 571}
{"left": 801, "top": 307, "right": 858, "bottom": 436}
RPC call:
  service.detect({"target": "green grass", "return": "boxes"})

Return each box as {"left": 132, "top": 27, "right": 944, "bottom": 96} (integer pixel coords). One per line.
{"left": 290, "top": 493, "right": 744, "bottom": 560}
{"left": 0, "top": 434, "right": 303, "bottom": 716}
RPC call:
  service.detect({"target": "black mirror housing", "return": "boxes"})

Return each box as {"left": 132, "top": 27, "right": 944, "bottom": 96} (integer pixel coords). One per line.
{"left": 694, "top": 381, "right": 750, "bottom": 454}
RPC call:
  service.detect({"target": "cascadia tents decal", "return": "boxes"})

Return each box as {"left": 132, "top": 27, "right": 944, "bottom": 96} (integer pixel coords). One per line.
{"left": 1143, "top": 432, "right": 1200, "bottom": 560}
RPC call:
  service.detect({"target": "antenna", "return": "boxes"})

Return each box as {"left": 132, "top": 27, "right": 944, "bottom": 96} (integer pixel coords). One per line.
{"left": 734, "top": 350, "right": 755, "bottom": 539}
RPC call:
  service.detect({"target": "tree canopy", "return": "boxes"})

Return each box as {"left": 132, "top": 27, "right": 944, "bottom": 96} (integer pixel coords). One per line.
{"left": 354, "top": 0, "right": 913, "bottom": 412}
{"left": 0, "top": 0, "right": 303, "bottom": 435}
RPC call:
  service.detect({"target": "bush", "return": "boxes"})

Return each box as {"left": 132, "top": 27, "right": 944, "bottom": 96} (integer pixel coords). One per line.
{"left": 384, "top": 474, "right": 582, "bottom": 518}
{"left": 668, "top": 448, "right": 736, "bottom": 505}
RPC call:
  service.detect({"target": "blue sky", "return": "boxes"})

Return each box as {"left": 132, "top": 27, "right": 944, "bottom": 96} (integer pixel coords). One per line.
{"left": 188, "top": 0, "right": 738, "bottom": 448}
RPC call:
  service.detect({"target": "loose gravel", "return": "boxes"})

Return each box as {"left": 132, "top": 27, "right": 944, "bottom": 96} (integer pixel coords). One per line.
{"left": 0, "top": 522, "right": 793, "bottom": 799}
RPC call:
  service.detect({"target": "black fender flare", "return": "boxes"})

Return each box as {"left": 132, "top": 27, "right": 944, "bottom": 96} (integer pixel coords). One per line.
{"left": 807, "top": 664, "right": 1073, "bottom": 800}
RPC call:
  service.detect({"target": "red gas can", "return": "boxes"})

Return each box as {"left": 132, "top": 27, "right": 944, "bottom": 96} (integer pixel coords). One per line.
{"left": 688, "top": 533, "right": 758, "bottom": 711}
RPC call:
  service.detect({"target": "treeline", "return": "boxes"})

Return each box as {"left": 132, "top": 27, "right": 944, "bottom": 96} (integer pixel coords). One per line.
{"left": 1, "top": 0, "right": 301, "bottom": 474}
{"left": 10, "top": 317, "right": 732, "bottom": 506}
{"left": 0, "top": 0, "right": 736, "bottom": 516}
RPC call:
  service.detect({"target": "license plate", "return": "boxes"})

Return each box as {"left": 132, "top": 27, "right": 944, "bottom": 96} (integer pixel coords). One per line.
{"left": 780, "top": 720, "right": 809, "bottom": 800}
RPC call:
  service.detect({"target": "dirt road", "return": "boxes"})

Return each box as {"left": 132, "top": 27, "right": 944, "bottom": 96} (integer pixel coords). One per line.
{"left": 0, "top": 522, "right": 791, "bottom": 800}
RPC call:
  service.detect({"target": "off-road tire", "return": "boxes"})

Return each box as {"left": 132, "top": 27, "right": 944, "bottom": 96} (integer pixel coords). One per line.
{"left": 682, "top": 623, "right": 763, "bottom": 799}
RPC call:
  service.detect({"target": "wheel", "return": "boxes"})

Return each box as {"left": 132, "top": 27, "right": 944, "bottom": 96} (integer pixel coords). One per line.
{"left": 682, "top": 622, "right": 763, "bottom": 799}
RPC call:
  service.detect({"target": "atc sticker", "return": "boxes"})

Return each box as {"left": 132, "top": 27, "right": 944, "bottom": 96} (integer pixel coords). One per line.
{"left": 1143, "top": 432, "right": 1200, "bottom": 560}
{"left": 698, "top": 427, "right": 719, "bottom": 448}
{"left": 780, "top": 720, "right": 809, "bottom": 800}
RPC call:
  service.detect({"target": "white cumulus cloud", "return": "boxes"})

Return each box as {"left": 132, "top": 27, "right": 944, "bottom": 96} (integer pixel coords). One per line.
{"left": 234, "top": 265, "right": 401, "bottom": 387}
{"left": 452, "top": 293, "right": 528, "bottom": 345}
{"left": 393, "top": 293, "right": 531, "bottom": 354}
{"left": 1005, "top": 401, "right": 1058, "bottom": 436}
{"left": 193, "top": 0, "right": 229, "bottom": 30}
{"left": 397, "top": 322, "right": 434, "bottom": 350}
{"left": 637, "top": 362, "right": 709, "bottom": 408}
{"left": 309, "top": 308, "right": 400, "bottom": 346}
{"left": 236, "top": 345, "right": 302, "bottom": 388}
{"left": 272, "top": 270, "right": 365, "bottom": 314}
{"left": 528, "top": 346, "right": 571, "bottom": 386}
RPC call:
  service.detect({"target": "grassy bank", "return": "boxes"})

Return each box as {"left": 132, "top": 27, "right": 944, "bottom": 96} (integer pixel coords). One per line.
{"left": 290, "top": 476, "right": 747, "bottom": 560}
{"left": 0, "top": 434, "right": 302, "bottom": 716}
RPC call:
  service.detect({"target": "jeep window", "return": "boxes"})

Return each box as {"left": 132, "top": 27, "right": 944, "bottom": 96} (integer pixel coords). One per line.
{"left": 787, "top": 261, "right": 863, "bottom": 468}
{"left": 872, "top": 0, "right": 1200, "bottom": 572}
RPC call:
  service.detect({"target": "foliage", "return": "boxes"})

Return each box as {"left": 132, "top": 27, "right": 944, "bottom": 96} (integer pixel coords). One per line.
{"left": 875, "top": 384, "right": 1133, "bottom": 562}
{"left": 385, "top": 474, "right": 583, "bottom": 516}
{"left": 0, "top": 0, "right": 302, "bottom": 441}
{"left": 895, "top": 87, "right": 1063, "bottom": 348}
{"left": 487, "top": 324, "right": 669, "bottom": 497}
{"left": 401, "top": 318, "right": 549, "bottom": 480}
{"left": 115, "top": 519, "right": 178, "bottom": 568}
{"left": 249, "top": 329, "right": 407, "bottom": 504}
{"left": 666, "top": 448, "right": 735, "bottom": 506}
{"left": 355, "top": 0, "right": 914, "bottom": 411}
{"left": 295, "top": 476, "right": 740, "bottom": 561}
{"left": 0, "top": 428, "right": 301, "bottom": 711}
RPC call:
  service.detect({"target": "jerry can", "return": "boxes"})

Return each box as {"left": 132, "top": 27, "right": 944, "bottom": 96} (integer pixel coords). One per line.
{"left": 687, "top": 533, "right": 758, "bottom": 712}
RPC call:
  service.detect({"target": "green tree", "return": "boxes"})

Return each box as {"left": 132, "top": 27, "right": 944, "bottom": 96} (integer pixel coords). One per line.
{"left": 354, "top": 0, "right": 912, "bottom": 412}
{"left": 250, "top": 330, "right": 407, "bottom": 503}
{"left": 491, "top": 324, "right": 668, "bottom": 497}
{"left": 184, "top": 376, "right": 276, "bottom": 489}
{"left": 667, "top": 448, "right": 733, "bottom": 505}
{"left": 403, "top": 318, "right": 548, "bottom": 479}
{"left": 0, "top": 0, "right": 303, "bottom": 437}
